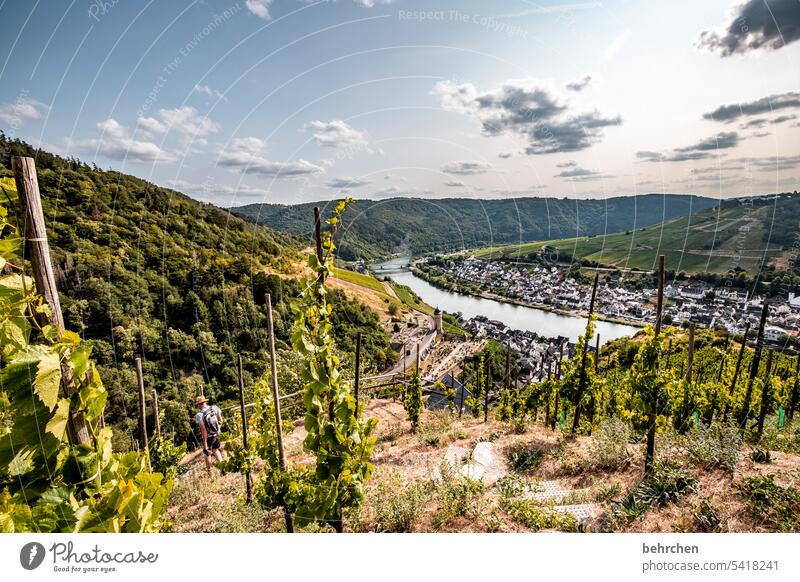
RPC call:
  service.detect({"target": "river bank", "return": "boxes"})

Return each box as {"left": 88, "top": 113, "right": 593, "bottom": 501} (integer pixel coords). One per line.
{"left": 410, "top": 264, "right": 645, "bottom": 331}
{"left": 371, "top": 257, "right": 639, "bottom": 343}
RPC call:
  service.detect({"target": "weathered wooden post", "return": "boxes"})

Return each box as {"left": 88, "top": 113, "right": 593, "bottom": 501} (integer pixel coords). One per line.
{"left": 571, "top": 272, "right": 599, "bottom": 433}
{"left": 151, "top": 389, "right": 161, "bottom": 439}
{"left": 594, "top": 333, "right": 600, "bottom": 373}
{"left": 266, "top": 293, "right": 293, "bottom": 532}
{"left": 788, "top": 355, "right": 800, "bottom": 422}
{"left": 681, "top": 323, "right": 695, "bottom": 430}
{"left": 13, "top": 156, "right": 90, "bottom": 445}
{"left": 237, "top": 354, "right": 252, "bottom": 504}
{"left": 740, "top": 303, "right": 769, "bottom": 429}
{"left": 723, "top": 323, "right": 750, "bottom": 422}
{"left": 484, "top": 360, "right": 491, "bottom": 422}
{"left": 645, "top": 255, "right": 665, "bottom": 475}
{"left": 757, "top": 349, "right": 775, "bottom": 436}
{"left": 458, "top": 357, "right": 466, "bottom": 418}
{"left": 313, "top": 207, "right": 324, "bottom": 280}
{"left": 450, "top": 367, "right": 456, "bottom": 414}
{"left": 354, "top": 332, "right": 362, "bottom": 412}
{"left": 134, "top": 357, "right": 150, "bottom": 471}
{"left": 665, "top": 338, "right": 673, "bottom": 369}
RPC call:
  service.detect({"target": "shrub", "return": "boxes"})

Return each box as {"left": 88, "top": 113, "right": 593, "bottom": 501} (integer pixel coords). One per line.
{"left": 737, "top": 474, "right": 800, "bottom": 532}
{"left": 587, "top": 416, "right": 632, "bottom": 471}
{"left": 756, "top": 421, "right": 800, "bottom": 454}
{"left": 750, "top": 448, "right": 771, "bottom": 463}
{"left": 612, "top": 463, "right": 697, "bottom": 522}
{"left": 685, "top": 420, "right": 742, "bottom": 471}
{"left": 369, "top": 472, "right": 428, "bottom": 533}
{"left": 504, "top": 499, "right": 580, "bottom": 532}
{"left": 691, "top": 497, "right": 722, "bottom": 532}
{"left": 416, "top": 410, "right": 453, "bottom": 447}
{"left": 149, "top": 436, "right": 188, "bottom": 479}
{"left": 507, "top": 445, "right": 544, "bottom": 472}
{"left": 433, "top": 461, "right": 485, "bottom": 527}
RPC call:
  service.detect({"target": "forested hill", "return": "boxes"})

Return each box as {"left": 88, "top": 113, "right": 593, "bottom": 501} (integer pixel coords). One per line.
{"left": 232, "top": 194, "right": 720, "bottom": 261}
{"left": 0, "top": 135, "right": 395, "bottom": 447}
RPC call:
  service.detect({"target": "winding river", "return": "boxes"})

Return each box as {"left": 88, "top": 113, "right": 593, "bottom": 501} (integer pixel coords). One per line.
{"left": 372, "top": 257, "right": 639, "bottom": 344}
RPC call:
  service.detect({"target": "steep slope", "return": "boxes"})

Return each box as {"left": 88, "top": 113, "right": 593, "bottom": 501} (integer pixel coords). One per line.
{"left": 232, "top": 194, "right": 721, "bottom": 261}
{"left": 0, "top": 135, "right": 394, "bottom": 446}
{"left": 475, "top": 194, "right": 796, "bottom": 275}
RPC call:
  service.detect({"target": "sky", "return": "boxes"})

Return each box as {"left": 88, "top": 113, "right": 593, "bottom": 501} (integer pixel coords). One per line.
{"left": 0, "top": 0, "right": 798, "bottom": 206}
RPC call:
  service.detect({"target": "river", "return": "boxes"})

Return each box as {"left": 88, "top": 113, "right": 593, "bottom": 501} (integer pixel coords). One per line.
{"left": 372, "top": 257, "right": 639, "bottom": 344}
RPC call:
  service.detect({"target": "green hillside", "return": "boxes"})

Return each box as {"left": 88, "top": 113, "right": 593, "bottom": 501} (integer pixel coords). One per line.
{"left": 233, "top": 195, "right": 720, "bottom": 261}
{"left": 475, "top": 195, "right": 796, "bottom": 275}
{"left": 0, "top": 135, "right": 394, "bottom": 447}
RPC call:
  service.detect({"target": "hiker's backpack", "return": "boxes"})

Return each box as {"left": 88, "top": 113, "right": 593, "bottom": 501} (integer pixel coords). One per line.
{"left": 202, "top": 406, "right": 221, "bottom": 437}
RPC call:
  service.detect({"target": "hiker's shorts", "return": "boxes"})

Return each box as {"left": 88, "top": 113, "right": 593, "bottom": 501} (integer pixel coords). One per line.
{"left": 205, "top": 436, "right": 221, "bottom": 454}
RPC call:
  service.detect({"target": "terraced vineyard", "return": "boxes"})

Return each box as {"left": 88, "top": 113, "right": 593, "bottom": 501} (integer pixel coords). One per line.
{"left": 475, "top": 197, "right": 792, "bottom": 275}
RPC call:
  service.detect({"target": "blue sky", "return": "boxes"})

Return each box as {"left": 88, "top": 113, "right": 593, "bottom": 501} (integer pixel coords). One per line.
{"left": 1, "top": 0, "right": 798, "bottom": 206}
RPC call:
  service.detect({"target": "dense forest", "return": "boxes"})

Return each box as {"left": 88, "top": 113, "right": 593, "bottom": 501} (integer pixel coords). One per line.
{"left": 0, "top": 134, "right": 395, "bottom": 448}
{"left": 233, "top": 195, "right": 721, "bottom": 261}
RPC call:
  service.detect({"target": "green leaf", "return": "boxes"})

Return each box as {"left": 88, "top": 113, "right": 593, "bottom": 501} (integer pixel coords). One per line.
{"left": 45, "top": 399, "right": 70, "bottom": 440}
{"left": 35, "top": 350, "right": 62, "bottom": 411}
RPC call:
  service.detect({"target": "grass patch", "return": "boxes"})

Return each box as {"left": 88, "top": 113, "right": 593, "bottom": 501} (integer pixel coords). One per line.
{"left": 503, "top": 499, "right": 580, "bottom": 532}
{"left": 737, "top": 474, "right": 800, "bottom": 532}
{"left": 333, "top": 267, "right": 389, "bottom": 294}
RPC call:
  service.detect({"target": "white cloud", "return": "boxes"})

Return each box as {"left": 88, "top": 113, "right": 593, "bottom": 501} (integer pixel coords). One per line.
{"left": 245, "top": 0, "right": 272, "bottom": 20}
{"left": 219, "top": 137, "right": 324, "bottom": 177}
{"left": 167, "top": 179, "right": 271, "bottom": 199}
{"left": 304, "top": 119, "right": 367, "bottom": 148}
{"left": 0, "top": 97, "right": 50, "bottom": 126}
{"left": 193, "top": 84, "right": 226, "bottom": 101}
{"left": 137, "top": 106, "right": 219, "bottom": 138}
{"left": 72, "top": 118, "right": 177, "bottom": 163}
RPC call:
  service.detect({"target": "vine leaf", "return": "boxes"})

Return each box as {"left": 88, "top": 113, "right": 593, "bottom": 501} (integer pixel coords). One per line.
{"left": 35, "top": 350, "right": 62, "bottom": 411}
{"left": 45, "top": 399, "right": 70, "bottom": 440}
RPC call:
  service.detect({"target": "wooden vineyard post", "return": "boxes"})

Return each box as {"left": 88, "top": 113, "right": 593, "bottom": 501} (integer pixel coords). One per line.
{"left": 450, "top": 368, "right": 456, "bottom": 414}
{"left": 571, "top": 272, "right": 599, "bottom": 434}
{"left": 757, "top": 349, "right": 775, "bottom": 436}
{"left": 135, "top": 357, "right": 150, "bottom": 471}
{"left": 681, "top": 323, "right": 695, "bottom": 430}
{"left": 266, "top": 293, "right": 294, "bottom": 532}
{"left": 708, "top": 342, "right": 731, "bottom": 424}
{"left": 458, "top": 357, "right": 466, "bottom": 418}
{"left": 415, "top": 342, "right": 420, "bottom": 372}
{"left": 594, "top": 333, "right": 600, "bottom": 373}
{"left": 723, "top": 323, "right": 750, "bottom": 422}
{"left": 484, "top": 360, "right": 491, "bottom": 422}
{"left": 237, "top": 354, "right": 252, "bottom": 504}
{"left": 354, "top": 332, "right": 362, "bottom": 413}
{"left": 313, "top": 207, "right": 324, "bottom": 283}
{"left": 151, "top": 389, "right": 161, "bottom": 439}
{"left": 789, "top": 355, "right": 800, "bottom": 422}
{"left": 401, "top": 341, "right": 407, "bottom": 401}
{"left": 645, "top": 255, "right": 665, "bottom": 476}
{"left": 665, "top": 338, "right": 673, "bottom": 369}
{"left": 739, "top": 303, "right": 769, "bottom": 429}
{"left": 13, "top": 156, "right": 90, "bottom": 445}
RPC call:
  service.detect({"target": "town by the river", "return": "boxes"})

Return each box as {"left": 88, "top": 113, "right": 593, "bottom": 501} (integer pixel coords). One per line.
{"left": 372, "top": 257, "right": 639, "bottom": 344}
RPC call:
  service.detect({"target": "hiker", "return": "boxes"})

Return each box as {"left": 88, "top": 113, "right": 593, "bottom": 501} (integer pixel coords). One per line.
{"left": 194, "top": 396, "right": 224, "bottom": 471}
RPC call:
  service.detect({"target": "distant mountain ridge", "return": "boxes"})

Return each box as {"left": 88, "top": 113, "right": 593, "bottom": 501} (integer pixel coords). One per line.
{"left": 233, "top": 194, "right": 721, "bottom": 260}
